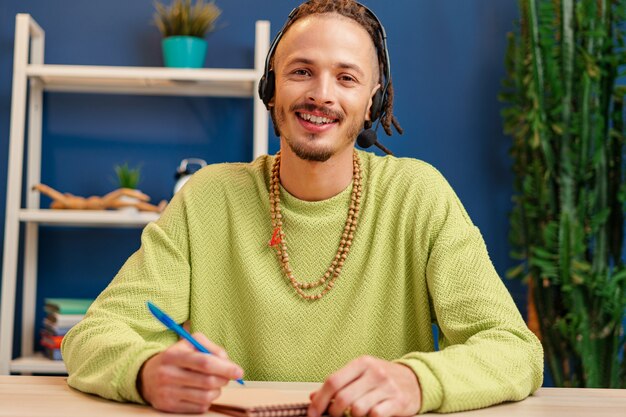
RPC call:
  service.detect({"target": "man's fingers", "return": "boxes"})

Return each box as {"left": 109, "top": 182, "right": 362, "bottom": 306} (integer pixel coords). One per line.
{"left": 149, "top": 385, "right": 217, "bottom": 414}
{"left": 172, "top": 401, "right": 209, "bottom": 414}
{"left": 165, "top": 336, "right": 243, "bottom": 381}
{"left": 189, "top": 332, "right": 229, "bottom": 359}
{"left": 161, "top": 365, "right": 230, "bottom": 390}
{"left": 176, "top": 386, "right": 221, "bottom": 407}
{"left": 368, "top": 399, "right": 398, "bottom": 417}
{"left": 309, "top": 357, "right": 370, "bottom": 417}
{"left": 140, "top": 340, "right": 244, "bottom": 414}
{"left": 169, "top": 349, "right": 243, "bottom": 381}
{"left": 326, "top": 373, "right": 379, "bottom": 417}
{"left": 349, "top": 389, "right": 389, "bottom": 417}
{"left": 188, "top": 374, "right": 230, "bottom": 390}
{"left": 153, "top": 386, "right": 220, "bottom": 413}
{"left": 309, "top": 357, "right": 422, "bottom": 417}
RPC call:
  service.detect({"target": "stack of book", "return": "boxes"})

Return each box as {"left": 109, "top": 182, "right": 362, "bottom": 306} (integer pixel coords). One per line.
{"left": 41, "top": 298, "right": 93, "bottom": 360}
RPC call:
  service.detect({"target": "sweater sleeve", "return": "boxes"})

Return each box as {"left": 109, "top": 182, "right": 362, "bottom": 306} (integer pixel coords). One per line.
{"left": 61, "top": 192, "right": 192, "bottom": 404}
{"left": 394, "top": 181, "right": 544, "bottom": 413}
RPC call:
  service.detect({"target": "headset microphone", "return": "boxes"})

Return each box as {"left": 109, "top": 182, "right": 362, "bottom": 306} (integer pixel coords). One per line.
{"left": 356, "top": 125, "right": 394, "bottom": 156}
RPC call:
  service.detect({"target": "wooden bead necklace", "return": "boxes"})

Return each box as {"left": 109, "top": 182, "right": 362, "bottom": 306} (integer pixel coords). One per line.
{"left": 268, "top": 150, "right": 362, "bottom": 300}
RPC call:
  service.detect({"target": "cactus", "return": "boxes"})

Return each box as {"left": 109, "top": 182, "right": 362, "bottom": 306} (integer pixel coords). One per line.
{"left": 500, "top": 0, "right": 626, "bottom": 387}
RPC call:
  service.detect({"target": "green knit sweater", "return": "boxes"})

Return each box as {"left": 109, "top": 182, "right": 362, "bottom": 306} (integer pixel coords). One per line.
{"left": 61, "top": 151, "right": 543, "bottom": 413}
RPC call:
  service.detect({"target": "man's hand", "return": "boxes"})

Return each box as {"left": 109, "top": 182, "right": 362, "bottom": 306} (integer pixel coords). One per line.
{"left": 308, "top": 356, "right": 421, "bottom": 417}
{"left": 138, "top": 333, "right": 244, "bottom": 413}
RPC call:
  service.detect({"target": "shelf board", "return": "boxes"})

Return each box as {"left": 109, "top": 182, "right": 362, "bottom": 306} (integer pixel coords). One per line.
{"left": 10, "top": 353, "right": 67, "bottom": 374}
{"left": 26, "top": 64, "right": 260, "bottom": 97}
{"left": 19, "top": 209, "right": 158, "bottom": 228}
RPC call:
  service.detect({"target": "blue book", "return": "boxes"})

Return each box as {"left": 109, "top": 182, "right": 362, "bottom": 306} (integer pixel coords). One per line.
{"left": 42, "top": 318, "right": 72, "bottom": 336}
{"left": 44, "top": 298, "right": 93, "bottom": 315}
{"left": 43, "top": 347, "right": 63, "bottom": 361}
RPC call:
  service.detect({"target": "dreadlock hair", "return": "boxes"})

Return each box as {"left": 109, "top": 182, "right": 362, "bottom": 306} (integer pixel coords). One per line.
{"left": 269, "top": 0, "right": 403, "bottom": 137}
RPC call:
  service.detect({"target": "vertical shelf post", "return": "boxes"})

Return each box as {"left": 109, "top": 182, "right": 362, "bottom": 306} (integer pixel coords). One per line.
{"left": 21, "top": 20, "right": 46, "bottom": 361}
{"left": 0, "top": 14, "right": 44, "bottom": 375}
{"left": 253, "top": 21, "right": 270, "bottom": 159}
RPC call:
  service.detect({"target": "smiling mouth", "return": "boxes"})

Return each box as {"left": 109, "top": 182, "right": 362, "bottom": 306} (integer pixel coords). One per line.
{"left": 296, "top": 112, "right": 338, "bottom": 126}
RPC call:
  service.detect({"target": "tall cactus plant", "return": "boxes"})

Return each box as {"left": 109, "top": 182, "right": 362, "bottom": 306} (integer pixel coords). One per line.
{"left": 500, "top": 0, "right": 626, "bottom": 388}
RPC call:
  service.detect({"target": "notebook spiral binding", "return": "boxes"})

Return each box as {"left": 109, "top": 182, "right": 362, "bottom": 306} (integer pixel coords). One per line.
{"left": 248, "top": 403, "right": 309, "bottom": 417}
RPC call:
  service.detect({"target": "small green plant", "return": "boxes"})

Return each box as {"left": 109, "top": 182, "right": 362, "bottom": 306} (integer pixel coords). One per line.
{"left": 114, "top": 163, "right": 142, "bottom": 190}
{"left": 153, "top": 0, "right": 222, "bottom": 38}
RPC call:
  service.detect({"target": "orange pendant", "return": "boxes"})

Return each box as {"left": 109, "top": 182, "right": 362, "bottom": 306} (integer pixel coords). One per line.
{"left": 269, "top": 227, "right": 282, "bottom": 247}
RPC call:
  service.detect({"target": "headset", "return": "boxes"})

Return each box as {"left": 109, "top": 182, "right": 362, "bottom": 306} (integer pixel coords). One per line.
{"left": 257, "top": 1, "right": 394, "bottom": 154}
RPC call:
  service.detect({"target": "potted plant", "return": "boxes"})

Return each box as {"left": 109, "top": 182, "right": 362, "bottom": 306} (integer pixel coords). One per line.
{"left": 500, "top": 0, "right": 626, "bottom": 387}
{"left": 153, "top": 0, "right": 222, "bottom": 68}
{"left": 114, "top": 162, "right": 143, "bottom": 212}
{"left": 114, "top": 162, "right": 142, "bottom": 190}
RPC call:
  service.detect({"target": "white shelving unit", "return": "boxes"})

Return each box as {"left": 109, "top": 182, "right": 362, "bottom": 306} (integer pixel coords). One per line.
{"left": 0, "top": 14, "right": 270, "bottom": 375}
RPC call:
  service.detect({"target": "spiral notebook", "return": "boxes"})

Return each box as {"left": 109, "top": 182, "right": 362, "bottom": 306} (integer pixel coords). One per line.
{"left": 211, "top": 387, "right": 312, "bottom": 417}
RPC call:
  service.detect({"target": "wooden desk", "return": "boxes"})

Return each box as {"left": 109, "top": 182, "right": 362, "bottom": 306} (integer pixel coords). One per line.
{"left": 1, "top": 376, "right": 625, "bottom": 417}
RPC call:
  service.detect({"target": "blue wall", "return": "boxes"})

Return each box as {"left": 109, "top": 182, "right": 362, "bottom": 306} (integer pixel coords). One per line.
{"left": 0, "top": 0, "right": 523, "bottom": 360}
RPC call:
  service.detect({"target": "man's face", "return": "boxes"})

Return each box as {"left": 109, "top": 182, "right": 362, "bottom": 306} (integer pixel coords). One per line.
{"left": 271, "top": 13, "right": 380, "bottom": 162}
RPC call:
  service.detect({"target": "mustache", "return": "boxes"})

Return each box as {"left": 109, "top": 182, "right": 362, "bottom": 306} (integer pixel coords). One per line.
{"left": 289, "top": 103, "right": 344, "bottom": 122}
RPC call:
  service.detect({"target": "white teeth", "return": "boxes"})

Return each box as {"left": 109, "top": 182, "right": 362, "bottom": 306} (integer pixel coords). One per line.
{"left": 299, "top": 113, "right": 333, "bottom": 125}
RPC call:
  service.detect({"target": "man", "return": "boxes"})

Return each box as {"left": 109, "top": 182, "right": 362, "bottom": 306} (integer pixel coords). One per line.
{"left": 62, "top": 1, "right": 543, "bottom": 415}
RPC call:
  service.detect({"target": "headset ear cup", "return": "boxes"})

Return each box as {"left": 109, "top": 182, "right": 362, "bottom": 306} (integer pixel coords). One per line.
{"left": 265, "top": 71, "right": 275, "bottom": 104}
{"left": 370, "top": 90, "right": 383, "bottom": 122}
{"left": 258, "top": 75, "right": 267, "bottom": 106}
{"left": 259, "top": 71, "right": 275, "bottom": 109}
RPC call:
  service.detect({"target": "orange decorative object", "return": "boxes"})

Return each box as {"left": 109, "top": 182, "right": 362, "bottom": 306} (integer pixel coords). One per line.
{"left": 269, "top": 227, "right": 282, "bottom": 247}
{"left": 32, "top": 183, "right": 167, "bottom": 213}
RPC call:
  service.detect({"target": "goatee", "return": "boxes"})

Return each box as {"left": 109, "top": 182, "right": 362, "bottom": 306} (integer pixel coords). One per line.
{"left": 275, "top": 103, "right": 362, "bottom": 162}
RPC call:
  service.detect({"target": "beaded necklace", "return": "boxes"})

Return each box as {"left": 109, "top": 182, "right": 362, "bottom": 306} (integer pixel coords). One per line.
{"left": 268, "top": 150, "right": 362, "bottom": 300}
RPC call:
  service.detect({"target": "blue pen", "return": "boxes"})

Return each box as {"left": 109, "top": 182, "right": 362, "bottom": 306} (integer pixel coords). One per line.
{"left": 146, "top": 301, "right": 245, "bottom": 385}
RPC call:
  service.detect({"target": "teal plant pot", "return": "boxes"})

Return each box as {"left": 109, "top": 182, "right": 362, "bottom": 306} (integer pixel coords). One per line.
{"left": 162, "top": 36, "right": 207, "bottom": 68}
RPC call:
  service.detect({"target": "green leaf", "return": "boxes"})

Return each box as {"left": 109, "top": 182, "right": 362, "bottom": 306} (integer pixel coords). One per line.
{"left": 153, "top": 0, "right": 221, "bottom": 37}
